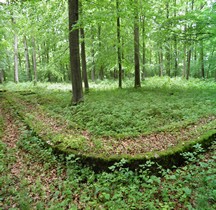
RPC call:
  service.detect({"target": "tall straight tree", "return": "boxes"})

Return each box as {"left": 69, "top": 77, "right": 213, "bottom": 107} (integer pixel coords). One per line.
{"left": 68, "top": 0, "right": 83, "bottom": 105}
{"left": 14, "top": 33, "right": 19, "bottom": 83}
{"left": 141, "top": 15, "right": 146, "bottom": 80}
{"left": 23, "top": 36, "right": 31, "bottom": 81}
{"left": 32, "top": 37, "right": 37, "bottom": 83}
{"left": 173, "top": 0, "right": 178, "bottom": 76}
{"left": 12, "top": 15, "right": 19, "bottom": 83}
{"left": 200, "top": 40, "right": 205, "bottom": 79}
{"left": 116, "top": 0, "right": 122, "bottom": 88}
{"left": 80, "top": 28, "right": 89, "bottom": 92}
{"left": 80, "top": 1, "right": 89, "bottom": 92}
{"left": 134, "top": 0, "right": 141, "bottom": 88}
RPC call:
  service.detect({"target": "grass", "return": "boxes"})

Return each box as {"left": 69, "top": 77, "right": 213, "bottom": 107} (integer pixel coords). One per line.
{"left": 0, "top": 77, "right": 216, "bottom": 209}
{"left": 0, "top": 128, "right": 216, "bottom": 209}
{"left": 1, "top": 77, "right": 215, "bottom": 166}
{"left": 5, "top": 77, "right": 215, "bottom": 138}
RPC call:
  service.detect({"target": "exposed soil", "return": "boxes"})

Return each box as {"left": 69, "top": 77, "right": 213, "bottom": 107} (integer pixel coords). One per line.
{"left": 0, "top": 101, "right": 66, "bottom": 209}
{"left": 97, "top": 116, "right": 216, "bottom": 156}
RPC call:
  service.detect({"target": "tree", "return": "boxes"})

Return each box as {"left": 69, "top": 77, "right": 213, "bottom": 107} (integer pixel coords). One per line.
{"left": 80, "top": 27, "right": 89, "bottom": 92}
{"left": 80, "top": 1, "right": 89, "bottom": 92}
{"left": 134, "top": 0, "right": 141, "bottom": 88}
{"left": 116, "top": 0, "right": 122, "bottom": 88}
{"left": 23, "top": 36, "right": 31, "bottom": 81}
{"left": 12, "top": 17, "right": 19, "bottom": 83}
{"left": 68, "top": 0, "right": 83, "bottom": 105}
{"left": 32, "top": 37, "right": 37, "bottom": 83}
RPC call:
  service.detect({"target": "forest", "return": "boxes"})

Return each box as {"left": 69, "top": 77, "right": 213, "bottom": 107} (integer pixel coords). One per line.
{"left": 0, "top": 0, "right": 216, "bottom": 209}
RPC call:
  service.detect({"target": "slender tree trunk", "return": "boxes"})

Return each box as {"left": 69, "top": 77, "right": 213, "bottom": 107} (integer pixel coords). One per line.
{"left": 142, "top": 16, "right": 146, "bottom": 80}
{"left": 98, "top": 25, "right": 104, "bottom": 80}
{"left": 165, "top": 2, "right": 171, "bottom": 77}
{"left": 186, "top": 0, "right": 194, "bottom": 80}
{"left": 68, "top": 0, "right": 83, "bottom": 105}
{"left": 23, "top": 36, "right": 31, "bottom": 81}
{"left": 186, "top": 47, "right": 191, "bottom": 80}
{"left": 45, "top": 42, "right": 51, "bottom": 82}
{"left": 121, "top": 37, "right": 125, "bottom": 78}
{"left": 165, "top": 45, "right": 171, "bottom": 77}
{"left": 174, "top": 36, "right": 178, "bottom": 77}
{"left": 134, "top": 0, "right": 141, "bottom": 88}
{"left": 200, "top": 40, "right": 205, "bottom": 79}
{"left": 32, "top": 37, "right": 37, "bottom": 83}
{"left": 80, "top": 27, "right": 89, "bottom": 92}
{"left": 91, "top": 28, "right": 95, "bottom": 81}
{"left": 173, "top": 0, "right": 178, "bottom": 77}
{"left": 116, "top": 0, "right": 122, "bottom": 88}
{"left": 14, "top": 34, "right": 19, "bottom": 83}
{"left": 159, "top": 46, "right": 163, "bottom": 77}
{"left": 80, "top": 1, "right": 89, "bottom": 91}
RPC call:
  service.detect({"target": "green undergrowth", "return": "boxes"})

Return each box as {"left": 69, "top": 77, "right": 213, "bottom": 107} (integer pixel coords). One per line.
{"left": 1, "top": 77, "right": 216, "bottom": 168}
{"left": 2, "top": 77, "right": 216, "bottom": 138}
{"left": 1, "top": 126, "right": 216, "bottom": 209}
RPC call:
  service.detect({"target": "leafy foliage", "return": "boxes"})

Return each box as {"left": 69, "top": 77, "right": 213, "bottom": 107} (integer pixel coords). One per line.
{"left": 1, "top": 79, "right": 216, "bottom": 209}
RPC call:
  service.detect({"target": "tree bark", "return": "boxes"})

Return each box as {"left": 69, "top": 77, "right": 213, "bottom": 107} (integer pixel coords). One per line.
{"left": 174, "top": 36, "right": 178, "bottom": 77}
{"left": 200, "top": 40, "right": 205, "bottom": 79}
{"left": 173, "top": 0, "right": 178, "bottom": 77}
{"left": 186, "top": 0, "right": 194, "bottom": 80}
{"left": 32, "top": 37, "right": 37, "bottom": 83}
{"left": 68, "top": 0, "right": 83, "bottom": 105}
{"left": 91, "top": 28, "right": 95, "bottom": 81}
{"left": 80, "top": 1, "right": 89, "bottom": 91}
{"left": 134, "top": 0, "right": 141, "bottom": 88}
{"left": 165, "top": 2, "right": 171, "bottom": 77}
{"left": 116, "top": 0, "right": 122, "bottom": 88}
{"left": 23, "top": 36, "right": 31, "bottom": 81}
{"left": 142, "top": 16, "right": 146, "bottom": 80}
{"left": 186, "top": 47, "right": 191, "bottom": 80}
{"left": 14, "top": 34, "right": 19, "bottom": 83}
{"left": 159, "top": 46, "right": 163, "bottom": 77}
{"left": 97, "top": 25, "right": 104, "bottom": 80}
{"left": 80, "top": 27, "right": 89, "bottom": 92}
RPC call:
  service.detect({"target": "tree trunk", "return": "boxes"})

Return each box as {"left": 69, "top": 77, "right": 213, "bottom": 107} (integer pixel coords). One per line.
{"left": 80, "top": 1, "right": 89, "bottom": 91}
{"left": 165, "top": 2, "right": 171, "bottom": 77}
{"left": 159, "top": 46, "right": 163, "bottom": 77}
{"left": 91, "top": 28, "right": 95, "bottom": 81}
{"left": 174, "top": 36, "right": 178, "bottom": 77}
{"left": 80, "top": 27, "right": 89, "bottom": 92}
{"left": 200, "top": 40, "right": 205, "bottom": 79}
{"left": 165, "top": 45, "right": 171, "bottom": 77}
{"left": 142, "top": 16, "right": 146, "bottom": 80}
{"left": 14, "top": 34, "right": 19, "bottom": 83}
{"left": 97, "top": 25, "right": 104, "bottom": 80}
{"left": 173, "top": 0, "right": 178, "bottom": 77}
{"left": 134, "top": 0, "right": 141, "bottom": 88}
{"left": 32, "top": 37, "right": 37, "bottom": 83}
{"left": 23, "top": 36, "right": 31, "bottom": 81}
{"left": 116, "top": 0, "right": 122, "bottom": 88}
{"left": 186, "top": 0, "right": 194, "bottom": 80}
{"left": 68, "top": 0, "right": 83, "bottom": 105}
{"left": 186, "top": 48, "right": 191, "bottom": 80}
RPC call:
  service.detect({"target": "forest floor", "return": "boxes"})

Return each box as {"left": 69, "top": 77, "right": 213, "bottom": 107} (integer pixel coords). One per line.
{"left": 1, "top": 78, "right": 215, "bottom": 160}
{"left": 0, "top": 78, "right": 216, "bottom": 209}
